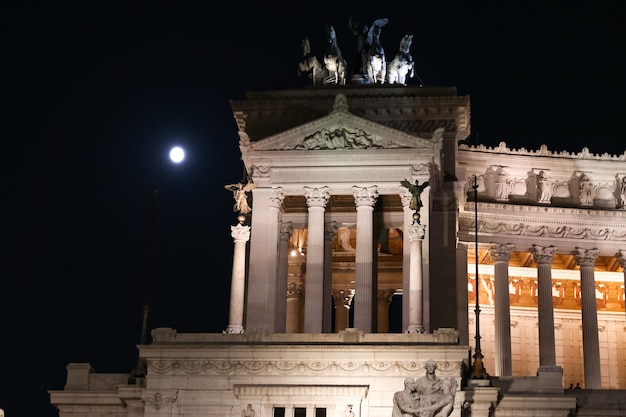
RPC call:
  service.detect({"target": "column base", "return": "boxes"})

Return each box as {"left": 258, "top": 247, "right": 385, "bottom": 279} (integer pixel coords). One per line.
{"left": 405, "top": 325, "right": 425, "bottom": 334}
{"left": 223, "top": 325, "right": 244, "bottom": 334}
{"left": 537, "top": 365, "right": 564, "bottom": 393}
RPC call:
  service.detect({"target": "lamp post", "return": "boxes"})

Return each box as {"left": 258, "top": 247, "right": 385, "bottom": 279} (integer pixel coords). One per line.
{"left": 130, "top": 146, "right": 186, "bottom": 384}
{"left": 470, "top": 174, "right": 489, "bottom": 380}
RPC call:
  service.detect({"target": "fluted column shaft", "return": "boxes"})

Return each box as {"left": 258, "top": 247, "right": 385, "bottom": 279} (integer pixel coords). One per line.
{"left": 406, "top": 224, "right": 426, "bottom": 333}
{"left": 531, "top": 244, "right": 558, "bottom": 367}
{"left": 617, "top": 250, "right": 626, "bottom": 317}
{"left": 352, "top": 186, "right": 378, "bottom": 333}
{"left": 399, "top": 188, "right": 413, "bottom": 331}
{"left": 303, "top": 187, "right": 330, "bottom": 333}
{"left": 323, "top": 222, "right": 339, "bottom": 333}
{"left": 275, "top": 221, "right": 293, "bottom": 333}
{"left": 574, "top": 247, "right": 601, "bottom": 389}
{"left": 489, "top": 243, "right": 515, "bottom": 376}
{"left": 225, "top": 223, "right": 250, "bottom": 334}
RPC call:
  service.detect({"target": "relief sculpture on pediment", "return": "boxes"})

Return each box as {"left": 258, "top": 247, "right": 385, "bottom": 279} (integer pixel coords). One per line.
{"left": 284, "top": 125, "right": 402, "bottom": 150}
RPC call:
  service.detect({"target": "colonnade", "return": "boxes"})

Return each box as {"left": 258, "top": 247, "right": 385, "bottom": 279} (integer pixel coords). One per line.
{"left": 224, "top": 184, "right": 626, "bottom": 389}
{"left": 226, "top": 184, "right": 428, "bottom": 337}
{"left": 478, "top": 244, "right": 626, "bottom": 388}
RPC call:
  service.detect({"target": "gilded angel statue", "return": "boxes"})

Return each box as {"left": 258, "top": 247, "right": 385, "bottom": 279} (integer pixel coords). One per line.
{"left": 400, "top": 178, "right": 429, "bottom": 211}
{"left": 225, "top": 180, "right": 257, "bottom": 214}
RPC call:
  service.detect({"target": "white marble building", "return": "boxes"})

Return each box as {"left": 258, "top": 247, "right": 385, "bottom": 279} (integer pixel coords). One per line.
{"left": 49, "top": 85, "right": 626, "bottom": 416}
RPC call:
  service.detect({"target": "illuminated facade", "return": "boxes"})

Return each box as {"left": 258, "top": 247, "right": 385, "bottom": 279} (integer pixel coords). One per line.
{"left": 49, "top": 85, "right": 626, "bottom": 416}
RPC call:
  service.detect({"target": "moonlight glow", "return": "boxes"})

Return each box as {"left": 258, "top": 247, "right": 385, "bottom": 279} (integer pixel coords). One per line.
{"left": 169, "top": 146, "right": 185, "bottom": 163}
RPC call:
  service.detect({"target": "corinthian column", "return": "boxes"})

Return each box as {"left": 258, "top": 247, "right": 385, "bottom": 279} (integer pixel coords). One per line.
{"left": 224, "top": 223, "right": 251, "bottom": 334}
{"left": 303, "top": 186, "right": 330, "bottom": 333}
{"left": 573, "top": 247, "right": 601, "bottom": 389}
{"left": 377, "top": 289, "right": 395, "bottom": 333}
{"left": 286, "top": 280, "right": 304, "bottom": 333}
{"left": 324, "top": 221, "right": 339, "bottom": 333}
{"left": 406, "top": 223, "right": 426, "bottom": 333}
{"left": 489, "top": 243, "right": 515, "bottom": 376}
{"left": 352, "top": 186, "right": 378, "bottom": 333}
{"left": 399, "top": 187, "right": 413, "bottom": 331}
{"left": 617, "top": 250, "right": 626, "bottom": 315}
{"left": 530, "top": 244, "right": 558, "bottom": 367}
{"left": 275, "top": 221, "right": 293, "bottom": 333}
{"left": 333, "top": 289, "right": 354, "bottom": 332}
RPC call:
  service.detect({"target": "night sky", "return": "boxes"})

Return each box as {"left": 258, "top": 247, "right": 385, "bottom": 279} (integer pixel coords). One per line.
{"left": 4, "top": 2, "right": 625, "bottom": 416}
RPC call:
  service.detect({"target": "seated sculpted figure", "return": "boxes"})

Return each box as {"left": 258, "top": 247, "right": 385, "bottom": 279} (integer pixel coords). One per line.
{"left": 411, "top": 359, "right": 457, "bottom": 417}
{"left": 392, "top": 378, "right": 421, "bottom": 417}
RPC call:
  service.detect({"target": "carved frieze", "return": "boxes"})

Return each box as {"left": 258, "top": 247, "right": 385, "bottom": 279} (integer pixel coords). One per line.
{"left": 148, "top": 359, "right": 461, "bottom": 376}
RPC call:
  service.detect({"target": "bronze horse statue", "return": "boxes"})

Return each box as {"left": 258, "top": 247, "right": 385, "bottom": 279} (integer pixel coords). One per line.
{"left": 388, "top": 34, "right": 415, "bottom": 85}
{"left": 365, "top": 18, "right": 389, "bottom": 84}
{"left": 298, "top": 37, "right": 326, "bottom": 85}
{"left": 323, "top": 25, "right": 347, "bottom": 85}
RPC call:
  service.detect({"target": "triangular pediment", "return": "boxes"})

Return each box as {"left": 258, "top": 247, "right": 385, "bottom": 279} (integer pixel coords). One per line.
{"left": 244, "top": 95, "right": 442, "bottom": 153}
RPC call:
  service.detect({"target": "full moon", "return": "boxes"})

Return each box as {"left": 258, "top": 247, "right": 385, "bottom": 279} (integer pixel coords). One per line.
{"left": 169, "top": 146, "right": 185, "bottom": 163}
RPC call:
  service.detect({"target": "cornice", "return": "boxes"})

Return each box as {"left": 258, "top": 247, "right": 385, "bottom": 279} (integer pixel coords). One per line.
{"left": 460, "top": 142, "right": 626, "bottom": 161}
{"left": 464, "top": 201, "right": 626, "bottom": 220}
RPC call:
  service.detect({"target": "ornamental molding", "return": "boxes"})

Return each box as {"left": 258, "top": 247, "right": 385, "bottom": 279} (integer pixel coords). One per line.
{"left": 244, "top": 110, "right": 441, "bottom": 153}
{"left": 234, "top": 384, "right": 369, "bottom": 399}
{"left": 148, "top": 359, "right": 461, "bottom": 376}
{"left": 458, "top": 215, "right": 626, "bottom": 242}
{"left": 464, "top": 202, "right": 626, "bottom": 219}
{"left": 142, "top": 391, "right": 178, "bottom": 410}
{"left": 460, "top": 142, "right": 626, "bottom": 161}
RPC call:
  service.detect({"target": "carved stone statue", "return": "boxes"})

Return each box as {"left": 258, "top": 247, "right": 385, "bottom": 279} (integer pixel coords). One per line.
{"left": 578, "top": 174, "right": 593, "bottom": 205}
{"left": 242, "top": 404, "right": 255, "bottom": 417}
{"left": 410, "top": 359, "right": 456, "bottom": 417}
{"left": 392, "top": 360, "right": 457, "bottom": 417}
{"left": 615, "top": 174, "right": 626, "bottom": 209}
{"left": 392, "top": 378, "right": 422, "bottom": 417}
{"left": 537, "top": 170, "right": 552, "bottom": 203}
{"left": 225, "top": 180, "right": 257, "bottom": 214}
{"left": 388, "top": 35, "right": 415, "bottom": 85}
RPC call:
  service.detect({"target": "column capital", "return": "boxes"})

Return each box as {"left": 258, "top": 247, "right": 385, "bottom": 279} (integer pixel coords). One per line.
{"left": 231, "top": 224, "right": 251, "bottom": 242}
{"left": 616, "top": 249, "right": 626, "bottom": 268}
{"left": 332, "top": 289, "right": 354, "bottom": 306}
{"left": 489, "top": 243, "right": 515, "bottom": 262}
{"left": 269, "top": 187, "right": 285, "bottom": 208}
{"left": 304, "top": 186, "right": 330, "bottom": 208}
{"left": 573, "top": 247, "right": 599, "bottom": 267}
{"left": 352, "top": 185, "right": 379, "bottom": 207}
{"left": 287, "top": 282, "right": 304, "bottom": 298}
{"left": 325, "top": 221, "right": 340, "bottom": 241}
{"left": 408, "top": 224, "right": 426, "bottom": 240}
{"left": 530, "top": 244, "right": 557, "bottom": 265}
{"left": 377, "top": 289, "right": 395, "bottom": 307}
{"left": 280, "top": 221, "right": 294, "bottom": 241}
